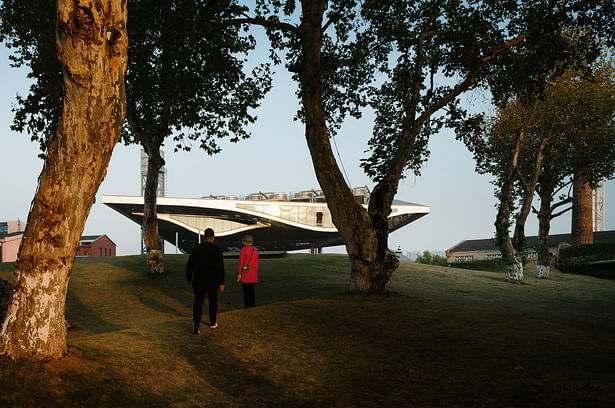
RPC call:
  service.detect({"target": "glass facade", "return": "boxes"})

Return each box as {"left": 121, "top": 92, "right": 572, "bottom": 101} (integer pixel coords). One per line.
{"left": 237, "top": 203, "right": 334, "bottom": 228}
{"left": 170, "top": 214, "right": 248, "bottom": 233}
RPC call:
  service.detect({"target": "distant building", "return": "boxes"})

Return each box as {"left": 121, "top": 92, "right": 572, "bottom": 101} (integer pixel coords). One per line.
{"left": 1, "top": 220, "right": 116, "bottom": 262}
{"left": 103, "top": 188, "right": 430, "bottom": 254}
{"left": 445, "top": 230, "right": 615, "bottom": 263}
{"left": 77, "top": 235, "right": 117, "bottom": 258}
{"left": 0, "top": 220, "right": 26, "bottom": 263}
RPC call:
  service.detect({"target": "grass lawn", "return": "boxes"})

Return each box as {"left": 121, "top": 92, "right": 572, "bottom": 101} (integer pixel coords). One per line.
{"left": 1, "top": 254, "right": 614, "bottom": 407}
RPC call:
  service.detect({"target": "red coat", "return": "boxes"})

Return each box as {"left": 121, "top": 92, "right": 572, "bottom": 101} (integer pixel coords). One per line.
{"left": 238, "top": 245, "right": 259, "bottom": 283}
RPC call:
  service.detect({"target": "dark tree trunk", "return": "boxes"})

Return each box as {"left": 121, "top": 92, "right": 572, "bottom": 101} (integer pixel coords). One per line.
{"left": 512, "top": 137, "right": 548, "bottom": 258}
{"left": 536, "top": 192, "right": 553, "bottom": 279}
{"left": 571, "top": 174, "right": 593, "bottom": 245}
{"left": 297, "top": 0, "right": 397, "bottom": 292}
{"left": 0, "top": 0, "right": 127, "bottom": 361}
{"left": 142, "top": 144, "right": 165, "bottom": 274}
{"left": 495, "top": 130, "right": 525, "bottom": 282}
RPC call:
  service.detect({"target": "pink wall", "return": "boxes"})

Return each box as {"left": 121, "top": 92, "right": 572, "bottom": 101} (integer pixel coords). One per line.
{"left": 0, "top": 236, "right": 22, "bottom": 263}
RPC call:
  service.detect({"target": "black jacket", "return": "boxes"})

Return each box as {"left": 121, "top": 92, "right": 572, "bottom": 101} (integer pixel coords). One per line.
{"left": 186, "top": 241, "right": 225, "bottom": 287}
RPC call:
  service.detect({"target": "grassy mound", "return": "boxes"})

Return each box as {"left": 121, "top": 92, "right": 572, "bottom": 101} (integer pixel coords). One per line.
{"left": 1, "top": 255, "right": 614, "bottom": 407}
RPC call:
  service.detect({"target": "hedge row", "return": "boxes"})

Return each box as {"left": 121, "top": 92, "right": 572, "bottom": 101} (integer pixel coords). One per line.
{"left": 556, "top": 241, "right": 615, "bottom": 279}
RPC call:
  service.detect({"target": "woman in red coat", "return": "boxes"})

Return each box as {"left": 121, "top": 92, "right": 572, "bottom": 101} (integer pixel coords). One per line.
{"left": 237, "top": 235, "right": 259, "bottom": 308}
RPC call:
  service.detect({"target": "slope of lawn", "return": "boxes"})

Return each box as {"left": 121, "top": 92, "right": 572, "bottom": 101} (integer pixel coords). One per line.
{"left": 1, "top": 254, "right": 614, "bottom": 407}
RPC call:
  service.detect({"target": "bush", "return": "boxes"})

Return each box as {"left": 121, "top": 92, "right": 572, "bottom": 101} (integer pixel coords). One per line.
{"left": 415, "top": 251, "right": 448, "bottom": 266}
{"left": 556, "top": 241, "right": 615, "bottom": 279}
{"left": 558, "top": 241, "right": 615, "bottom": 260}
{"left": 450, "top": 259, "right": 507, "bottom": 272}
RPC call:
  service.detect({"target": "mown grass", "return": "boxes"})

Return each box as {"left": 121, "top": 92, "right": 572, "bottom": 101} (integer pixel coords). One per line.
{"left": 1, "top": 254, "right": 614, "bottom": 407}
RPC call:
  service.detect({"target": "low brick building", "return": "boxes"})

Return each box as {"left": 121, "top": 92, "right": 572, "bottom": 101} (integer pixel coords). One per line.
{"left": 446, "top": 230, "right": 615, "bottom": 263}
{"left": 77, "top": 235, "right": 117, "bottom": 258}
{"left": 0, "top": 220, "right": 26, "bottom": 263}
{"left": 1, "top": 220, "right": 117, "bottom": 262}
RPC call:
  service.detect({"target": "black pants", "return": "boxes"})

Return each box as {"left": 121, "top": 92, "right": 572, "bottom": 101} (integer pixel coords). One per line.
{"left": 242, "top": 282, "right": 256, "bottom": 308}
{"left": 193, "top": 284, "right": 218, "bottom": 326}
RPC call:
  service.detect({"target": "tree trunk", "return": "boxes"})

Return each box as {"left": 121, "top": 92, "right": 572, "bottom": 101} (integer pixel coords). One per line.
{"left": 496, "top": 204, "right": 524, "bottom": 282}
{"left": 536, "top": 192, "right": 552, "bottom": 279}
{"left": 142, "top": 145, "right": 165, "bottom": 274}
{"left": 512, "top": 137, "right": 548, "bottom": 258}
{"left": 297, "top": 0, "right": 396, "bottom": 292}
{"left": 0, "top": 0, "right": 127, "bottom": 361}
{"left": 495, "top": 130, "right": 524, "bottom": 282}
{"left": 571, "top": 174, "right": 593, "bottom": 245}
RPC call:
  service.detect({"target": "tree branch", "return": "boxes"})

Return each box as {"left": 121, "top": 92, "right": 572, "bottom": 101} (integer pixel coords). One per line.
{"left": 552, "top": 205, "right": 572, "bottom": 219}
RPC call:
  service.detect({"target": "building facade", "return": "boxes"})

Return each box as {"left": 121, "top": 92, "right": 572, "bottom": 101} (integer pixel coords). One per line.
{"left": 103, "top": 189, "right": 430, "bottom": 254}
{"left": 77, "top": 235, "right": 117, "bottom": 258}
{"left": 0, "top": 220, "right": 26, "bottom": 263}
{"left": 446, "top": 231, "right": 615, "bottom": 263}
{"left": 1, "top": 221, "right": 116, "bottom": 262}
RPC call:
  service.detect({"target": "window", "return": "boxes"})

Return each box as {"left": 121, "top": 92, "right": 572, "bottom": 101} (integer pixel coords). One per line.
{"left": 316, "top": 212, "right": 323, "bottom": 226}
{"left": 84, "top": 250, "right": 88, "bottom": 256}
{"left": 455, "top": 255, "right": 473, "bottom": 262}
{"left": 100, "top": 248, "right": 103, "bottom": 256}
{"left": 487, "top": 253, "right": 502, "bottom": 260}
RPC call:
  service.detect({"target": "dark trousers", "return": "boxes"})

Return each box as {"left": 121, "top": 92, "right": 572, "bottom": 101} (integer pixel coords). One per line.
{"left": 193, "top": 284, "right": 218, "bottom": 326}
{"left": 242, "top": 282, "right": 256, "bottom": 308}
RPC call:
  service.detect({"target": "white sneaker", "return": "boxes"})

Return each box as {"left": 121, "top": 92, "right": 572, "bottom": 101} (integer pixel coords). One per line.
{"left": 209, "top": 323, "right": 218, "bottom": 329}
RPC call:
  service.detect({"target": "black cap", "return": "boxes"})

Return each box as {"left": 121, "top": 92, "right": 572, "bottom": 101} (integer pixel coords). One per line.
{"left": 204, "top": 228, "right": 214, "bottom": 238}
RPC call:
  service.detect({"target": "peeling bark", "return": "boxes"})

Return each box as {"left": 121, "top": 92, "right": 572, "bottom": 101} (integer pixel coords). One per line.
{"left": 142, "top": 145, "right": 164, "bottom": 274}
{"left": 0, "top": 0, "right": 127, "bottom": 361}
{"left": 297, "top": 0, "right": 396, "bottom": 292}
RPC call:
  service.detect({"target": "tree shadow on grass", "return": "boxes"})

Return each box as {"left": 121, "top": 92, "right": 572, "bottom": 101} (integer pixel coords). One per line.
{"left": 65, "top": 290, "right": 127, "bottom": 334}
{"left": 134, "top": 293, "right": 190, "bottom": 317}
{"left": 169, "top": 324, "right": 322, "bottom": 408}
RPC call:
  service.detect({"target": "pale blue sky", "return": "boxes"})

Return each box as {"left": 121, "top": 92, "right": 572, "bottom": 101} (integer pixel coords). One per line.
{"left": 1, "top": 39, "right": 613, "bottom": 257}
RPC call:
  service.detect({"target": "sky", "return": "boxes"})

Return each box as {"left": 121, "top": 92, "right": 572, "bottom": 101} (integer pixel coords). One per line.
{"left": 1, "top": 37, "right": 614, "bottom": 258}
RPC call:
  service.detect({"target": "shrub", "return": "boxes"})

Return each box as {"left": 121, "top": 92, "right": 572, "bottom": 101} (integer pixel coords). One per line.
{"left": 451, "top": 259, "right": 507, "bottom": 272}
{"left": 415, "top": 251, "right": 448, "bottom": 266}
{"left": 556, "top": 241, "right": 615, "bottom": 279}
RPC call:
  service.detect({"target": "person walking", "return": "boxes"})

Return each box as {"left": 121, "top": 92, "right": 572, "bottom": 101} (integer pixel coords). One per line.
{"left": 237, "top": 234, "right": 258, "bottom": 308}
{"left": 186, "top": 228, "right": 225, "bottom": 333}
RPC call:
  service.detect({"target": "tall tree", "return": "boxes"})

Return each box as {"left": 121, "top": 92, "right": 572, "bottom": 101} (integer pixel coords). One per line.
{"left": 462, "top": 100, "right": 549, "bottom": 281}
{"left": 124, "top": 0, "right": 271, "bottom": 274}
{"left": 246, "top": 0, "right": 612, "bottom": 291}
{"left": 0, "top": 0, "right": 127, "bottom": 360}
{"left": 465, "top": 57, "right": 615, "bottom": 280}
{"left": 0, "top": 0, "right": 272, "bottom": 275}
{"left": 537, "top": 58, "right": 615, "bottom": 271}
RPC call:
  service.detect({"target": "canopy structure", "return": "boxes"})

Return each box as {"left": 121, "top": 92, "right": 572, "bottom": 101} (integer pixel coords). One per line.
{"left": 102, "top": 190, "right": 430, "bottom": 254}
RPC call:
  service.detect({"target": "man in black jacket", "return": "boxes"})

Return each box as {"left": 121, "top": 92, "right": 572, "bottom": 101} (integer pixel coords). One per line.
{"left": 186, "top": 228, "right": 225, "bottom": 333}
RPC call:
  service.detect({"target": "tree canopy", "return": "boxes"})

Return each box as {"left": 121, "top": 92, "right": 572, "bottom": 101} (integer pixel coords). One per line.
{"left": 245, "top": 0, "right": 614, "bottom": 290}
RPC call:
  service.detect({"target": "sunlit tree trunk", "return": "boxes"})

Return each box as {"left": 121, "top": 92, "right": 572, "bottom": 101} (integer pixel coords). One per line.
{"left": 0, "top": 0, "right": 127, "bottom": 361}
{"left": 571, "top": 174, "right": 593, "bottom": 245}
